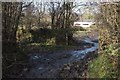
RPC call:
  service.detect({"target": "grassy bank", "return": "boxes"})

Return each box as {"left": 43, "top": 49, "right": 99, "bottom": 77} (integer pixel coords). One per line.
{"left": 88, "top": 54, "right": 118, "bottom": 78}
{"left": 22, "top": 41, "right": 93, "bottom": 53}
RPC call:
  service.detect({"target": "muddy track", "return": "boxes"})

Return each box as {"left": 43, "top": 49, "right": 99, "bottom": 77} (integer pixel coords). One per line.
{"left": 19, "top": 38, "right": 98, "bottom": 78}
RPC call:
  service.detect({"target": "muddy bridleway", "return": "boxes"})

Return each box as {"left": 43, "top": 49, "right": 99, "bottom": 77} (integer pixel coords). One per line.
{"left": 22, "top": 38, "right": 98, "bottom": 78}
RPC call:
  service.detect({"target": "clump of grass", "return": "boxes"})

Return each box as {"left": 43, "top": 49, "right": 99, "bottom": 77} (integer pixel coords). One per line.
{"left": 25, "top": 42, "right": 77, "bottom": 53}
{"left": 88, "top": 53, "right": 118, "bottom": 78}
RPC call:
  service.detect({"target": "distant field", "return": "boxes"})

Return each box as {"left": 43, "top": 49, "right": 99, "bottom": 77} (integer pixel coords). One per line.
{"left": 73, "top": 25, "right": 98, "bottom": 41}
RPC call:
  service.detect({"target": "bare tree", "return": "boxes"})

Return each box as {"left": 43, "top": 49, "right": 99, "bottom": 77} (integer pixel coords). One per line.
{"left": 2, "top": 2, "right": 32, "bottom": 68}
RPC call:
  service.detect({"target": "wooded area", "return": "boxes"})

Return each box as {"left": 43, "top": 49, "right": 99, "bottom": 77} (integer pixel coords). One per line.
{"left": 2, "top": 2, "right": 75, "bottom": 62}
{"left": 1, "top": 1, "right": 119, "bottom": 78}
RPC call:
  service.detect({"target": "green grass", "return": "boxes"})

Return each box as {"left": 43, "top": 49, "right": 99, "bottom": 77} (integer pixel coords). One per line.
{"left": 88, "top": 53, "right": 118, "bottom": 78}
{"left": 31, "top": 43, "right": 76, "bottom": 49}
{"left": 25, "top": 42, "right": 77, "bottom": 53}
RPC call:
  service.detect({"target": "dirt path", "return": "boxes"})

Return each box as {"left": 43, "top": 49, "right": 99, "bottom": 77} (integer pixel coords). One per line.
{"left": 20, "top": 38, "right": 98, "bottom": 78}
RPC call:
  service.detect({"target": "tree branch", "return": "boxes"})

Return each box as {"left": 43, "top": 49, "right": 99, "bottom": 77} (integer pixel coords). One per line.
{"left": 22, "top": 2, "right": 32, "bottom": 8}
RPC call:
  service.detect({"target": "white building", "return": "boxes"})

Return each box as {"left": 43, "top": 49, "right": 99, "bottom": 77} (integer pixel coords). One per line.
{"left": 73, "top": 21, "right": 95, "bottom": 28}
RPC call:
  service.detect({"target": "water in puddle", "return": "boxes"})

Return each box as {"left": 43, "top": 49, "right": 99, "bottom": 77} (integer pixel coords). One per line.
{"left": 70, "top": 38, "right": 98, "bottom": 61}
{"left": 38, "top": 67, "right": 43, "bottom": 70}
{"left": 25, "top": 38, "right": 98, "bottom": 78}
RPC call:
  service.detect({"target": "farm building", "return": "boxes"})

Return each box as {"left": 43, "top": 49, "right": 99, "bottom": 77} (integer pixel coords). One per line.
{"left": 73, "top": 21, "right": 95, "bottom": 28}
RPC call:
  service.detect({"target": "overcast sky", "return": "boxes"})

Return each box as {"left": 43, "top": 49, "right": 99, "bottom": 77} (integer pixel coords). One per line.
{"left": 32, "top": 0, "right": 100, "bottom": 3}
{"left": 1, "top": 0, "right": 119, "bottom": 2}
